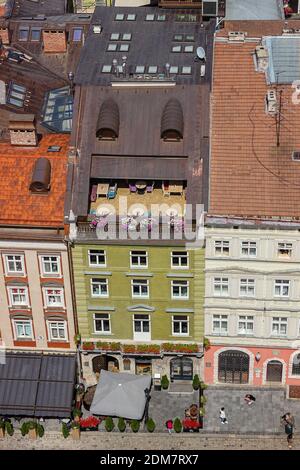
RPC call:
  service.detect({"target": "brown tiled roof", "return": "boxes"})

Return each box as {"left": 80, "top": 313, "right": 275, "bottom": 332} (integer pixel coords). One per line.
{"left": 209, "top": 38, "right": 300, "bottom": 219}
{"left": 0, "top": 134, "right": 69, "bottom": 226}
{"left": 220, "top": 20, "right": 300, "bottom": 38}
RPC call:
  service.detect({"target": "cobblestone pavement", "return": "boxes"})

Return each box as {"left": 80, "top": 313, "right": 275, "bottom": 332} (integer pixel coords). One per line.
{"left": 0, "top": 431, "right": 299, "bottom": 450}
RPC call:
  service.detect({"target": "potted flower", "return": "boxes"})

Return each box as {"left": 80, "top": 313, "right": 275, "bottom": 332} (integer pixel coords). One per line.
{"left": 80, "top": 416, "right": 100, "bottom": 431}
{"left": 161, "top": 374, "right": 169, "bottom": 390}
{"left": 82, "top": 341, "right": 95, "bottom": 351}
{"left": 182, "top": 418, "right": 201, "bottom": 432}
{"left": 0, "top": 418, "right": 14, "bottom": 438}
{"left": 203, "top": 337, "right": 211, "bottom": 351}
{"left": 21, "top": 420, "right": 44, "bottom": 439}
{"left": 192, "top": 374, "right": 201, "bottom": 391}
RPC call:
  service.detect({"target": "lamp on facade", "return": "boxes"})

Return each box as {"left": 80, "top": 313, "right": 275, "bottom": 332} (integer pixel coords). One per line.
{"left": 68, "top": 71, "right": 74, "bottom": 95}
{"left": 255, "top": 352, "right": 261, "bottom": 362}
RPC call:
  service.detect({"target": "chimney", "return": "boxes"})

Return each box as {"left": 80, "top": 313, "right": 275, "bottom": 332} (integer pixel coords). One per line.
{"left": 255, "top": 45, "right": 269, "bottom": 72}
{"left": 9, "top": 114, "right": 38, "bottom": 146}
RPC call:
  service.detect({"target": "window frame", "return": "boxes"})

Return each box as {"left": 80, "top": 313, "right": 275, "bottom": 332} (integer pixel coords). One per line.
{"left": 39, "top": 254, "right": 61, "bottom": 277}
{"left": 130, "top": 250, "right": 148, "bottom": 269}
{"left": 18, "top": 26, "right": 29, "bottom": 42}
{"left": 171, "top": 280, "right": 189, "bottom": 300}
{"left": 43, "top": 287, "right": 65, "bottom": 308}
{"left": 13, "top": 318, "right": 33, "bottom": 340}
{"left": 7, "top": 82, "right": 27, "bottom": 108}
{"left": 30, "top": 27, "right": 41, "bottom": 42}
{"left": 238, "top": 315, "right": 254, "bottom": 336}
{"left": 239, "top": 278, "right": 255, "bottom": 297}
{"left": 241, "top": 240, "right": 257, "bottom": 258}
{"left": 72, "top": 27, "right": 83, "bottom": 42}
{"left": 214, "top": 240, "right": 230, "bottom": 256}
{"left": 277, "top": 242, "right": 293, "bottom": 258}
{"left": 271, "top": 317, "right": 288, "bottom": 337}
{"left": 172, "top": 315, "right": 189, "bottom": 336}
{"left": 88, "top": 249, "right": 106, "bottom": 267}
{"left": 8, "top": 286, "right": 29, "bottom": 307}
{"left": 133, "top": 314, "right": 150, "bottom": 334}
{"left": 4, "top": 254, "right": 25, "bottom": 276}
{"left": 213, "top": 277, "right": 229, "bottom": 297}
{"left": 171, "top": 251, "right": 189, "bottom": 269}
{"left": 131, "top": 279, "right": 149, "bottom": 298}
{"left": 93, "top": 313, "right": 111, "bottom": 334}
{"left": 212, "top": 314, "right": 228, "bottom": 335}
{"left": 274, "top": 279, "right": 290, "bottom": 298}
{"left": 47, "top": 319, "right": 68, "bottom": 341}
{"left": 90, "top": 277, "right": 109, "bottom": 298}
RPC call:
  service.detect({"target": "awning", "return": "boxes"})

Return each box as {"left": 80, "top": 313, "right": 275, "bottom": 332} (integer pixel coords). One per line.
{"left": 0, "top": 353, "right": 76, "bottom": 417}
{"left": 90, "top": 370, "right": 151, "bottom": 420}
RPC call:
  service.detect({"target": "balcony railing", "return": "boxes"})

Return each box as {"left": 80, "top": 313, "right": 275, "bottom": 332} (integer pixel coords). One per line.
{"left": 81, "top": 341, "right": 202, "bottom": 355}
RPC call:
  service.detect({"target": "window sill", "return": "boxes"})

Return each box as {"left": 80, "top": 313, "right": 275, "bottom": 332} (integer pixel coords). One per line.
{"left": 47, "top": 341, "right": 70, "bottom": 348}
{"left": 13, "top": 340, "right": 36, "bottom": 347}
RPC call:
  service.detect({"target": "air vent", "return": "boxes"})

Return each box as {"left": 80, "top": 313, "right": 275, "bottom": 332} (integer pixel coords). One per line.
{"left": 265, "top": 90, "right": 277, "bottom": 115}
{"left": 292, "top": 151, "right": 300, "bottom": 161}
{"left": 202, "top": 0, "right": 218, "bottom": 17}
{"left": 255, "top": 45, "right": 269, "bottom": 72}
{"left": 228, "top": 31, "right": 246, "bottom": 42}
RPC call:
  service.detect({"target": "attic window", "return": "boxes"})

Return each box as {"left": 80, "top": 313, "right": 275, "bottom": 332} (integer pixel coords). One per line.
{"left": 29, "top": 158, "right": 51, "bottom": 194}
{"left": 127, "top": 14, "right": 136, "bottom": 21}
{"left": 102, "top": 65, "right": 112, "bottom": 73}
{"left": 174, "top": 34, "right": 183, "bottom": 41}
{"left": 18, "top": 27, "right": 29, "bottom": 41}
{"left": 122, "top": 33, "right": 132, "bottom": 41}
{"left": 172, "top": 45, "right": 182, "bottom": 53}
{"left": 120, "top": 44, "right": 129, "bottom": 52}
{"left": 115, "top": 13, "right": 125, "bottom": 21}
{"left": 181, "top": 66, "right": 192, "bottom": 74}
{"left": 157, "top": 14, "right": 166, "bottom": 21}
{"left": 161, "top": 99, "right": 184, "bottom": 142}
{"left": 110, "top": 33, "right": 120, "bottom": 40}
{"left": 73, "top": 28, "right": 83, "bottom": 42}
{"left": 47, "top": 146, "right": 61, "bottom": 152}
{"left": 31, "top": 28, "right": 41, "bottom": 41}
{"left": 170, "top": 66, "right": 179, "bottom": 74}
{"left": 96, "top": 99, "right": 120, "bottom": 141}
{"left": 184, "top": 45, "right": 194, "bottom": 53}
{"left": 107, "top": 43, "right": 117, "bottom": 51}
{"left": 145, "top": 14, "right": 155, "bottom": 21}
{"left": 185, "top": 34, "right": 195, "bottom": 41}
{"left": 292, "top": 151, "right": 300, "bottom": 161}
{"left": 148, "top": 66, "right": 158, "bottom": 74}
{"left": 7, "top": 83, "right": 26, "bottom": 108}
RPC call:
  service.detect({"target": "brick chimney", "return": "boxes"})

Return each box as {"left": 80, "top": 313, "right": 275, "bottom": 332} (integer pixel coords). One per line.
{"left": 9, "top": 114, "right": 38, "bottom": 146}
{"left": 42, "top": 30, "right": 67, "bottom": 53}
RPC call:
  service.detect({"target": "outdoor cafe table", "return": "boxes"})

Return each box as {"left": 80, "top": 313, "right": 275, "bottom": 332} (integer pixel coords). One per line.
{"left": 135, "top": 181, "right": 147, "bottom": 194}
{"left": 168, "top": 182, "right": 183, "bottom": 195}
{"left": 97, "top": 183, "right": 109, "bottom": 198}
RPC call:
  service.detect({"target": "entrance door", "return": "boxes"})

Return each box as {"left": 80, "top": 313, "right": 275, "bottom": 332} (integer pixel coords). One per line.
{"left": 266, "top": 360, "right": 283, "bottom": 383}
{"left": 133, "top": 314, "right": 151, "bottom": 341}
{"left": 170, "top": 357, "right": 193, "bottom": 381}
{"left": 218, "top": 350, "right": 250, "bottom": 384}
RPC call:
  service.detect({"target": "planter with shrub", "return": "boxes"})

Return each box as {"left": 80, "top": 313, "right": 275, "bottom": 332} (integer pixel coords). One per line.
{"left": 0, "top": 418, "right": 14, "bottom": 438}
{"left": 82, "top": 342, "right": 95, "bottom": 351}
{"left": 62, "top": 422, "right": 70, "bottom": 439}
{"left": 118, "top": 417, "right": 126, "bottom": 433}
{"left": 72, "top": 407, "right": 82, "bottom": 422}
{"left": 130, "top": 420, "right": 140, "bottom": 433}
{"left": 173, "top": 417, "right": 182, "bottom": 433}
{"left": 105, "top": 417, "right": 115, "bottom": 432}
{"left": 192, "top": 374, "right": 201, "bottom": 391}
{"left": 146, "top": 418, "right": 155, "bottom": 433}
{"left": 21, "top": 420, "right": 44, "bottom": 439}
{"left": 161, "top": 375, "right": 169, "bottom": 390}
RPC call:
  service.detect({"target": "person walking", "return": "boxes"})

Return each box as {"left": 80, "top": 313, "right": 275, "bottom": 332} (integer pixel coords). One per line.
{"left": 281, "top": 413, "right": 295, "bottom": 449}
{"left": 166, "top": 419, "right": 173, "bottom": 434}
{"left": 244, "top": 394, "right": 256, "bottom": 405}
{"left": 219, "top": 407, "right": 228, "bottom": 424}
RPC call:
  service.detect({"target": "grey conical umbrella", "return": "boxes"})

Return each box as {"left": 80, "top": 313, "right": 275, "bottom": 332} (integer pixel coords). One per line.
{"left": 90, "top": 370, "right": 151, "bottom": 420}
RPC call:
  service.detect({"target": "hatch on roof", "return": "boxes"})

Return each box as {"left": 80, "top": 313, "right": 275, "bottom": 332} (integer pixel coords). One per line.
{"left": 161, "top": 99, "right": 184, "bottom": 141}
{"left": 96, "top": 99, "right": 120, "bottom": 140}
{"left": 29, "top": 157, "right": 51, "bottom": 193}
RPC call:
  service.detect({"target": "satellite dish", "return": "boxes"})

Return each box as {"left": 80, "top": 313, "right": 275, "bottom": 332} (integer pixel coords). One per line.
{"left": 196, "top": 47, "right": 206, "bottom": 61}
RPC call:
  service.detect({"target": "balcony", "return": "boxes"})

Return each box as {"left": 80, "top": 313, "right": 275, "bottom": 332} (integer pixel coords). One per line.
{"left": 159, "top": 0, "right": 202, "bottom": 8}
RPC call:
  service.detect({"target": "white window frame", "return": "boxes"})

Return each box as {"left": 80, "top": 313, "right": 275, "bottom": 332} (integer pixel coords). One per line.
{"left": 271, "top": 317, "right": 288, "bottom": 337}
{"left": 239, "top": 278, "right": 255, "bottom": 297}
{"left": 88, "top": 249, "right": 106, "bottom": 267}
{"left": 171, "top": 251, "right": 189, "bottom": 269}
{"left": 133, "top": 314, "right": 150, "bottom": 334}
{"left": 130, "top": 250, "right": 148, "bottom": 269}
{"left": 241, "top": 241, "right": 257, "bottom": 258}
{"left": 171, "top": 280, "right": 189, "bottom": 300}
{"left": 93, "top": 313, "right": 111, "bottom": 334}
{"left": 172, "top": 315, "right": 189, "bottom": 336}
{"left": 277, "top": 242, "right": 293, "bottom": 258}
{"left": 39, "top": 254, "right": 61, "bottom": 277}
{"left": 47, "top": 319, "right": 68, "bottom": 341}
{"left": 43, "top": 287, "right": 65, "bottom": 308}
{"left": 212, "top": 314, "right": 228, "bottom": 335}
{"left": 4, "top": 254, "right": 25, "bottom": 276}
{"left": 90, "top": 278, "right": 109, "bottom": 298}
{"left": 238, "top": 315, "right": 254, "bottom": 336}
{"left": 214, "top": 240, "right": 230, "bottom": 256}
{"left": 8, "top": 286, "right": 29, "bottom": 307}
{"left": 213, "top": 277, "right": 229, "bottom": 297}
{"left": 131, "top": 279, "right": 149, "bottom": 298}
{"left": 13, "top": 318, "right": 33, "bottom": 340}
{"left": 274, "top": 279, "right": 290, "bottom": 298}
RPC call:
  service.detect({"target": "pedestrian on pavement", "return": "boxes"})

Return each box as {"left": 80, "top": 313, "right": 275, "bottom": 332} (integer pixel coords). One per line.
{"left": 219, "top": 407, "right": 228, "bottom": 424}
{"left": 281, "top": 413, "right": 295, "bottom": 449}
{"left": 166, "top": 419, "right": 173, "bottom": 434}
{"left": 244, "top": 394, "right": 256, "bottom": 405}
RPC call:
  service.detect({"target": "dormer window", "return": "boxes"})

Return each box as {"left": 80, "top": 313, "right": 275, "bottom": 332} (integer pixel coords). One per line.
{"left": 96, "top": 99, "right": 120, "bottom": 141}
{"left": 161, "top": 99, "right": 184, "bottom": 141}
{"left": 18, "top": 27, "right": 29, "bottom": 41}
{"left": 29, "top": 158, "right": 51, "bottom": 193}
{"left": 73, "top": 27, "right": 83, "bottom": 42}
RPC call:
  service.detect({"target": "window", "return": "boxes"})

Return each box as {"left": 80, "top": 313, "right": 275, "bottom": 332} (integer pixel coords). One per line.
{"left": 214, "top": 240, "right": 229, "bottom": 256}
{"left": 174, "top": 34, "right": 183, "bottom": 41}
{"left": 72, "top": 27, "right": 83, "bottom": 42}
{"left": 171, "top": 251, "right": 189, "bottom": 268}
{"left": 272, "top": 317, "right": 288, "bottom": 337}
{"left": 239, "top": 278, "right": 255, "bottom": 297}
{"left": 88, "top": 250, "right": 106, "bottom": 266}
{"left": 31, "top": 28, "right": 41, "bottom": 41}
{"left": 171, "top": 280, "right": 189, "bottom": 299}
{"left": 13, "top": 319, "right": 33, "bottom": 340}
{"left": 277, "top": 242, "right": 292, "bottom": 258}
{"left": 131, "top": 279, "right": 149, "bottom": 298}
{"left": 18, "top": 27, "right": 29, "bottom": 41}
{"left": 185, "top": 34, "right": 195, "bottom": 41}
{"left": 120, "top": 43, "right": 129, "bottom": 52}
{"left": 238, "top": 316, "right": 254, "bottom": 335}
{"left": 5, "top": 254, "right": 25, "bottom": 275}
{"left": 241, "top": 241, "right": 257, "bottom": 257}
{"left": 145, "top": 14, "right": 155, "bottom": 21}
{"left": 102, "top": 65, "right": 112, "bottom": 73}
{"left": 93, "top": 313, "right": 111, "bottom": 333}
{"left": 292, "top": 151, "right": 300, "bottom": 161}
{"left": 274, "top": 279, "right": 290, "bottom": 297}
{"left": 172, "top": 45, "right": 182, "bottom": 53}
{"left": 130, "top": 250, "right": 148, "bottom": 268}
{"left": 122, "top": 33, "right": 132, "bottom": 41}
{"left": 8, "top": 287, "right": 29, "bottom": 307}
{"left": 47, "top": 320, "right": 67, "bottom": 340}
{"left": 43, "top": 288, "right": 64, "bottom": 308}
{"left": 107, "top": 43, "right": 117, "bottom": 51}
{"left": 213, "top": 277, "right": 229, "bottom": 296}
{"left": 172, "top": 315, "right": 189, "bottom": 335}
{"left": 135, "top": 65, "right": 145, "bottom": 74}
{"left": 213, "top": 314, "right": 228, "bottom": 335}
{"left": 115, "top": 13, "right": 125, "bottom": 21}
{"left": 7, "top": 83, "right": 26, "bottom": 108}
{"left": 148, "top": 66, "right": 158, "bottom": 74}
{"left": 181, "top": 66, "right": 192, "bottom": 74}
{"left": 91, "top": 278, "right": 109, "bottom": 298}
{"left": 157, "top": 14, "right": 166, "bottom": 21}
{"left": 40, "top": 255, "right": 60, "bottom": 276}
{"left": 175, "top": 14, "right": 197, "bottom": 22}
{"left": 134, "top": 314, "right": 150, "bottom": 333}
{"left": 110, "top": 33, "right": 120, "bottom": 40}
{"left": 184, "top": 45, "right": 194, "bottom": 53}
{"left": 292, "top": 353, "right": 300, "bottom": 375}
{"left": 127, "top": 14, "right": 136, "bottom": 21}
{"left": 170, "top": 66, "right": 179, "bottom": 74}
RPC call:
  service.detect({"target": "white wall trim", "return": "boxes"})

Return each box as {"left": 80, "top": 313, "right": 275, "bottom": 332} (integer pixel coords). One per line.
{"left": 288, "top": 349, "right": 300, "bottom": 379}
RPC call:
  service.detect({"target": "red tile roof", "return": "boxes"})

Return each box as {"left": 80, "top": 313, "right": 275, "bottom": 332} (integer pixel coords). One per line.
{"left": 0, "top": 134, "right": 69, "bottom": 226}
{"left": 209, "top": 33, "right": 300, "bottom": 219}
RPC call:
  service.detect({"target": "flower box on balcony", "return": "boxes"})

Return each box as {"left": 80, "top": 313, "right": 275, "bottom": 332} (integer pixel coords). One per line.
{"left": 96, "top": 341, "right": 121, "bottom": 352}
{"left": 122, "top": 344, "right": 161, "bottom": 354}
{"left": 80, "top": 416, "right": 100, "bottom": 431}
{"left": 122, "top": 344, "right": 137, "bottom": 354}
{"left": 162, "top": 343, "right": 199, "bottom": 354}
{"left": 82, "top": 342, "right": 95, "bottom": 351}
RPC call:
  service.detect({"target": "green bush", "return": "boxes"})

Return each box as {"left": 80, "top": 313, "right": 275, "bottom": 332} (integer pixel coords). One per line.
{"left": 5, "top": 421, "right": 14, "bottom": 436}
{"left": 199, "top": 407, "right": 205, "bottom": 416}
{"left": 72, "top": 408, "right": 82, "bottom": 419}
{"left": 200, "top": 381, "right": 208, "bottom": 390}
{"left": 118, "top": 417, "right": 126, "bottom": 432}
{"left": 146, "top": 418, "right": 155, "bottom": 433}
{"left": 161, "top": 375, "right": 169, "bottom": 390}
{"left": 130, "top": 420, "right": 140, "bottom": 433}
{"left": 62, "top": 422, "right": 70, "bottom": 438}
{"left": 173, "top": 417, "right": 182, "bottom": 433}
{"left": 200, "top": 395, "right": 207, "bottom": 405}
{"left": 36, "top": 423, "right": 44, "bottom": 438}
{"left": 105, "top": 417, "right": 115, "bottom": 432}
{"left": 21, "top": 422, "right": 29, "bottom": 436}
{"left": 192, "top": 374, "right": 200, "bottom": 390}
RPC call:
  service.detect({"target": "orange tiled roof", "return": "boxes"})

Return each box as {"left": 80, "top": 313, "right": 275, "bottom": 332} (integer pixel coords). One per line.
{"left": 209, "top": 34, "right": 300, "bottom": 219}
{"left": 220, "top": 20, "right": 300, "bottom": 38}
{"left": 0, "top": 134, "right": 69, "bottom": 226}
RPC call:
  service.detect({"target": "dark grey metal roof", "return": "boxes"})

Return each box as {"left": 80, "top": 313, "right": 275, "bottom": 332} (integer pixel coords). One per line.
{"left": 96, "top": 98, "right": 120, "bottom": 139}
{"left": 0, "top": 353, "right": 76, "bottom": 417}
{"left": 161, "top": 98, "right": 184, "bottom": 140}
{"left": 225, "top": 0, "right": 284, "bottom": 20}
{"left": 12, "top": 0, "right": 68, "bottom": 18}
{"left": 75, "top": 6, "right": 212, "bottom": 86}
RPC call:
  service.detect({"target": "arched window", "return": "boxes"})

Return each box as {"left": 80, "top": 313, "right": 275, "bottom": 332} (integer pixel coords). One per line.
{"left": 266, "top": 360, "right": 283, "bottom": 383}
{"left": 218, "top": 350, "right": 249, "bottom": 384}
{"left": 292, "top": 353, "right": 300, "bottom": 375}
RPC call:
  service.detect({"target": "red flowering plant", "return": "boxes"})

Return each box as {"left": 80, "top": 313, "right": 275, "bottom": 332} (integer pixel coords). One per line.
{"left": 182, "top": 419, "right": 201, "bottom": 430}
{"left": 162, "top": 343, "right": 199, "bottom": 354}
{"left": 82, "top": 342, "right": 95, "bottom": 351}
{"left": 80, "top": 416, "right": 100, "bottom": 430}
{"left": 96, "top": 341, "right": 121, "bottom": 352}
{"left": 122, "top": 344, "right": 137, "bottom": 354}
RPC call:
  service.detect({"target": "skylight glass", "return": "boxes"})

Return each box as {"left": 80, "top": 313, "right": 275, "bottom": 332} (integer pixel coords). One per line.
{"left": 107, "top": 43, "right": 117, "bottom": 51}
{"left": 173, "top": 34, "right": 183, "bottom": 41}
{"left": 170, "top": 66, "right": 179, "bottom": 74}
{"left": 148, "top": 66, "right": 158, "bottom": 74}
{"left": 172, "top": 45, "right": 182, "bottom": 53}
{"left": 42, "top": 86, "right": 73, "bottom": 133}
{"left": 122, "top": 33, "right": 132, "bottom": 41}
{"left": 185, "top": 34, "right": 195, "bottom": 41}
{"left": 184, "top": 45, "right": 194, "bottom": 53}
{"left": 157, "top": 14, "right": 166, "bottom": 21}
{"left": 127, "top": 14, "right": 136, "bottom": 21}
{"left": 181, "top": 66, "right": 192, "bottom": 74}
{"left": 110, "top": 33, "right": 120, "bottom": 40}
{"left": 102, "top": 65, "right": 112, "bottom": 73}
{"left": 145, "top": 14, "right": 155, "bottom": 21}
{"left": 120, "top": 44, "right": 130, "bottom": 52}
{"left": 115, "top": 13, "right": 125, "bottom": 21}
{"left": 135, "top": 65, "right": 145, "bottom": 73}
